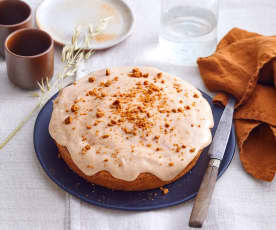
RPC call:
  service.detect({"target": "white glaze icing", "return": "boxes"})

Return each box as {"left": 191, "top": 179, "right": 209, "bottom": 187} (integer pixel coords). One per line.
{"left": 49, "top": 67, "right": 213, "bottom": 181}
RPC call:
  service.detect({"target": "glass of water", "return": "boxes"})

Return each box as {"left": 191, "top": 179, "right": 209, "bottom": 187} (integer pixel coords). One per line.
{"left": 159, "top": 0, "right": 218, "bottom": 65}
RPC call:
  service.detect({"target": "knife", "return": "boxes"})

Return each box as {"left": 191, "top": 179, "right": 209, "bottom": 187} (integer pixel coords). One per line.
{"left": 189, "top": 96, "right": 236, "bottom": 228}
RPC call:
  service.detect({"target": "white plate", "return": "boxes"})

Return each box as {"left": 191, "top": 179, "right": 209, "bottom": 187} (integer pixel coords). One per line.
{"left": 36, "top": 0, "right": 135, "bottom": 49}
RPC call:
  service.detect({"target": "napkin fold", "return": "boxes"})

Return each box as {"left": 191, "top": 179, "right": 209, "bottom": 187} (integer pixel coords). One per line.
{"left": 197, "top": 28, "right": 276, "bottom": 181}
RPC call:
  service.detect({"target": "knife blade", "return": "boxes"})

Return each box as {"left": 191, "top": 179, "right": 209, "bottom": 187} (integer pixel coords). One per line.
{"left": 189, "top": 96, "right": 236, "bottom": 228}
{"left": 208, "top": 96, "right": 236, "bottom": 160}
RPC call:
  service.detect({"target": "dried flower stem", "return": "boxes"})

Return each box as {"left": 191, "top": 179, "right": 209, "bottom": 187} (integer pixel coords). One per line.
{"left": 0, "top": 17, "right": 112, "bottom": 150}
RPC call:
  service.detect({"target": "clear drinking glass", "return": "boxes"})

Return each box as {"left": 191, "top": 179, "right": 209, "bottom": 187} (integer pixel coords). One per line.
{"left": 159, "top": 0, "right": 218, "bottom": 65}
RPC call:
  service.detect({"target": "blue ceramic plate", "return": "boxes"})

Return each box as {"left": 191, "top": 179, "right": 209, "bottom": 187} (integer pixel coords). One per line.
{"left": 34, "top": 91, "right": 236, "bottom": 211}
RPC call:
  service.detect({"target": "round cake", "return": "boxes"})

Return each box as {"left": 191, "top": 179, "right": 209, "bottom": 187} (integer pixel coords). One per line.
{"left": 49, "top": 66, "right": 214, "bottom": 191}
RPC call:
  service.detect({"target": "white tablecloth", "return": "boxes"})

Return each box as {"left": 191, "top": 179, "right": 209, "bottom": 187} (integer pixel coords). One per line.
{"left": 1, "top": 0, "right": 276, "bottom": 229}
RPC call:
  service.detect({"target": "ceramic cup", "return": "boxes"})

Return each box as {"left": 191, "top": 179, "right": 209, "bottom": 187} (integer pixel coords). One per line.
{"left": 5, "top": 28, "right": 54, "bottom": 90}
{"left": 0, "top": 0, "right": 32, "bottom": 57}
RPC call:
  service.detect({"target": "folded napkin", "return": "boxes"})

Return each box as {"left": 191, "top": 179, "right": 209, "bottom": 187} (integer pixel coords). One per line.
{"left": 197, "top": 28, "right": 276, "bottom": 181}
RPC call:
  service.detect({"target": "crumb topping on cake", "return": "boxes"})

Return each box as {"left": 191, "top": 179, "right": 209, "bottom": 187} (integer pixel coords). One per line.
{"left": 49, "top": 67, "right": 213, "bottom": 181}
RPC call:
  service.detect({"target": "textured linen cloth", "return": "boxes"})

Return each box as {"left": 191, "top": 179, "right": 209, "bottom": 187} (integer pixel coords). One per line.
{"left": 198, "top": 28, "right": 276, "bottom": 181}
{"left": 0, "top": 0, "right": 276, "bottom": 230}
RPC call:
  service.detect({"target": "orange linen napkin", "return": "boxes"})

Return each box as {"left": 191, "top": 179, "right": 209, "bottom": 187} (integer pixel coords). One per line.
{"left": 197, "top": 28, "right": 276, "bottom": 181}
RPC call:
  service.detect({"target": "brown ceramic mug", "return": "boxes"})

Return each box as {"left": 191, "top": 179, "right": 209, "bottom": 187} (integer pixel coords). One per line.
{"left": 5, "top": 28, "right": 54, "bottom": 90}
{"left": 0, "top": 0, "right": 32, "bottom": 57}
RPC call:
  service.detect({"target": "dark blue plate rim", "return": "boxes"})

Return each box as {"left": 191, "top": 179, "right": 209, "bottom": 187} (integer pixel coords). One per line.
{"left": 34, "top": 91, "right": 236, "bottom": 211}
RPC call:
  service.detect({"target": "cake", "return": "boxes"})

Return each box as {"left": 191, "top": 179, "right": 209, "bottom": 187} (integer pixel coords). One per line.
{"left": 49, "top": 67, "right": 214, "bottom": 191}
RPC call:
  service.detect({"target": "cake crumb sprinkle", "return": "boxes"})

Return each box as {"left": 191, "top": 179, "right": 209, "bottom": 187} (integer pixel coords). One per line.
{"left": 160, "top": 187, "right": 169, "bottom": 195}
{"left": 64, "top": 116, "right": 72, "bottom": 124}
{"left": 102, "top": 134, "right": 110, "bottom": 139}
{"left": 88, "top": 77, "right": 95, "bottom": 83}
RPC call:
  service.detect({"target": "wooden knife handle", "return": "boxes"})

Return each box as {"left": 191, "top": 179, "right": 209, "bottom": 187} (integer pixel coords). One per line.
{"left": 189, "top": 159, "right": 220, "bottom": 228}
